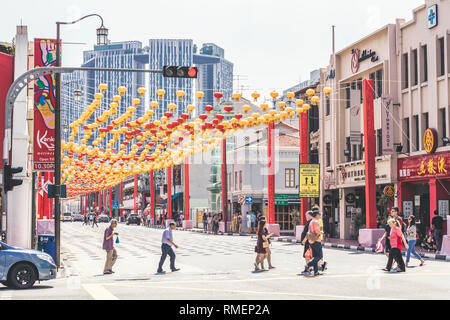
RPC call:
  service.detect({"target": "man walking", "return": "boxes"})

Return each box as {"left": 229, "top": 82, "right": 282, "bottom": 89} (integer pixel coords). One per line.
{"left": 432, "top": 210, "right": 444, "bottom": 253}
{"left": 157, "top": 222, "right": 180, "bottom": 274}
{"left": 103, "top": 219, "right": 119, "bottom": 275}
{"left": 92, "top": 214, "right": 99, "bottom": 228}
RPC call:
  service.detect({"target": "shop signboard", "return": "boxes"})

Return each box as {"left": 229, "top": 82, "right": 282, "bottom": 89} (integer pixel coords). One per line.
{"left": 398, "top": 152, "right": 450, "bottom": 181}
{"left": 403, "top": 201, "right": 413, "bottom": 218}
{"left": 299, "top": 164, "right": 320, "bottom": 198}
{"left": 275, "top": 194, "right": 300, "bottom": 205}
{"left": 349, "top": 90, "right": 361, "bottom": 145}
{"left": 33, "top": 38, "right": 57, "bottom": 171}
{"left": 381, "top": 95, "right": 394, "bottom": 154}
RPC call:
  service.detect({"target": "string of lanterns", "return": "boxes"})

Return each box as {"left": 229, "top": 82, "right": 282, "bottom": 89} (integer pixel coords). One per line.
{"left": 62, "top": 83, "right": 331, "bottom": 196}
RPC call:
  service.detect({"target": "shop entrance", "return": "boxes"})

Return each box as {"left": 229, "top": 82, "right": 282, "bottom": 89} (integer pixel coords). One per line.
{"left": 412, "top": 184, "right": 430, "bottom": 239}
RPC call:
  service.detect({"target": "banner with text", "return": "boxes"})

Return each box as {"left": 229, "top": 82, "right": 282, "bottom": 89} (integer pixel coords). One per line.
{"left": 349, "top": 89, "right": 361, "bottom": 145}
{"left": 33, "top": 39, "right": 57, "bottom": 171}
{"left": 381, "top": 94, "right": 394, "bottom": 155}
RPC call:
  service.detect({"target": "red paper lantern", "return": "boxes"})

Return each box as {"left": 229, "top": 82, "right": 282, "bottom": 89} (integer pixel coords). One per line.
{"left": 205, "top": 105, "right": 213, "bottom": 113}
{"left": 216, "top": 114, "right": 224, "bottom": 121}
{"left": 234, "top": 113, "right": 243, "bottom": 120}
{"left": 214, "top": 92, "right": 223, "bottom": 102}
{"left": 224, "top": 106, "right": 233, "bottom": 113}
{"left": 199, "top": 114, "right": 208, "bottom": 121}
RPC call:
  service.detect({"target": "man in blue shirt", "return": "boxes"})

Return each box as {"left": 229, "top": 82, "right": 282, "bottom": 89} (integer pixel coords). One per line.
{"left": 157, "top": 222, "right": 180, "bottom": 274}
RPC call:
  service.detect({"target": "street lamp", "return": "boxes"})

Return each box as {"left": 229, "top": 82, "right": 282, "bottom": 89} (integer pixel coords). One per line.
{"left": 54, "top": 13, "right": 107, "bottom": 268}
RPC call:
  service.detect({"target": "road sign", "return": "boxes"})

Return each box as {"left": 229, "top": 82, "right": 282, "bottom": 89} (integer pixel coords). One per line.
{"left": 299, "top": 164, "right": 320, "bottom": 198}
{"left": 245, "top": 196, "right": 253, "bottom": 205}
{"left": 112, "top": 200, "right": 119, "bottom": 209}
{"left": 238, "top": 195, "right": 245, "bottom": 205}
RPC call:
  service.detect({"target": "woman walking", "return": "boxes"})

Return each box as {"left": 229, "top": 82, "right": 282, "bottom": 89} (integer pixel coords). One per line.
{"left": 254, "top": 220, "right": 269, "bottom": 271}
{"left": 405, "top": 215, "right": 425, "bottom": 267}
{"left": 301, "top": 211, "right": 313, "bottom": 272}
{"left": 383, "top": 219, "right": 409, "bottom": 272}
{"left": 304, "top": 211, "right": 324, "bottom": 276}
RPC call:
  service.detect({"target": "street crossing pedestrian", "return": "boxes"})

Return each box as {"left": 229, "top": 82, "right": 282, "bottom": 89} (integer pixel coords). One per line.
{"left": 304, "top": 211, "right": 325, "bottom": 277}
{"left": 82, "top": 214, "right": 88, "bottom": 226}
{"left": 405, "top": 215, "right": 425, "bottom": 267}
{"left": 157, "top": 222, "right": 180, "bottom": 274}
{"left": 103, "top": 219, "right": 119, "bottom": 275}
{"left": 92, "top": 214, "right": 99, "bottom": 228}
{"left": 383, "top": 219, "right": 409, "bottom": 273}
{"left": 301, "top": 211, "right": 313, "bottom": 273}
{"left": 254, "top": 220, "right": 269, "bottom": 271}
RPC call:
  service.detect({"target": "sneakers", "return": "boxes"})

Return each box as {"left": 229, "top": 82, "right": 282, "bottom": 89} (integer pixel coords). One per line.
{"left": 157, "top": 270, "right": 166, "bottom": 274}
{"left": 321, "top": 261, "right": 328, "bottom": 272}
{"left": 302, "top": 265, "right": 311, "bottom": 274}
{"left": 313, "top": 272, "right": 320, "bottom": 277}
{"left": 103, "top": 271, "right": 113, "bottom": 275}
{"left": 171, "top": 268, "right": 180, "bottom": 272}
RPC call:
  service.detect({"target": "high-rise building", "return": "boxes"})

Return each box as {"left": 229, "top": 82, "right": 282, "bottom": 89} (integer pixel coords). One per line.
{"left": 61, "top": 41, "right": 147, "bottom": 147}
{"left": 194, "top": 43, "right": 234, "bottom": 114}
{"left": 147, "top": 39, "right": 194, "bottom": 119}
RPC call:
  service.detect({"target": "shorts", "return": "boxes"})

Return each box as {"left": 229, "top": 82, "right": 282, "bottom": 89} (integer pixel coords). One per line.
{"left": 251, "top": 222, "right": 256, "bottom": 228}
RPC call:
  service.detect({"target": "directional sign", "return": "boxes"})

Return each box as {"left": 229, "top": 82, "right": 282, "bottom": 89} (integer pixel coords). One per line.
{"left": 112, "top": 200, "right": 119, "bottom": 209}
{"left": 245, "top": 196, "right": 253, "bottom": 205}
{"left": 299, "top": 164, "right": 320, "bottom": 198}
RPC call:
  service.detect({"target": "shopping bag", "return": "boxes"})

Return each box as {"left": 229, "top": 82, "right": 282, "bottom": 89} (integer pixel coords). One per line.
{"left": 115, "top": 236, "right": 120, "bottom": 244}
{"left": 375, "top": 240, "right": 384, "bottom": 253}
{"left": 304, "top": 247, "right": 313, "bottom": 260}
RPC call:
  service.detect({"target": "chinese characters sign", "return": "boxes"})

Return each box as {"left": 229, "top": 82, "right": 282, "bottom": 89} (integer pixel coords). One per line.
{"left": 398, "top": 153, "right": 449, "bottom": 181}
{"left": 33, "top": 39, "right": 57, "bottom": 171}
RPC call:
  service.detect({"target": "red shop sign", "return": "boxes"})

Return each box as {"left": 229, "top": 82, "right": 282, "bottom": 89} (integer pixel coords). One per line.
{"left": 398, "top": 152, "right": 450, "bottom": 181}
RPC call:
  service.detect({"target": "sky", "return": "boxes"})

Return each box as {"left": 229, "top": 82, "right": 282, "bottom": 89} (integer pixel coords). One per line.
{"left": 2, "top": 0, "right": 424, "bottom": 99}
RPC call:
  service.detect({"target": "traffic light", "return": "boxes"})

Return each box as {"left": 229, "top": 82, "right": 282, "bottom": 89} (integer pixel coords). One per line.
{"left": 3, "top": 164, "right": 23, "bottom": 192}
{"left": 162, "top": 66, "right": 198, "bottom": 78}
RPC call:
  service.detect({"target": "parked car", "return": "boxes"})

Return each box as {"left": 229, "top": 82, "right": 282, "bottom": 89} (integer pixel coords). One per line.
{"left": 72, "top": 213, "right": 83, "bottom": 222}
{"left": 98, "top": 215, "right": 110, "bottom": 223}
{"left": 127, "top": 214, "right": 141, "bottom": 225}
{"left": 62, "top": 212, "right": 73, "bottom": 222}
{"left": 0, "top": 241, "right": 56, "bottom": 289}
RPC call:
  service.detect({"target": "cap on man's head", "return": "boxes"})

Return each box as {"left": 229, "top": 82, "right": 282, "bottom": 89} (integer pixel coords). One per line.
{"left": 110, "top": 219, "right": 118, "bottom": 224}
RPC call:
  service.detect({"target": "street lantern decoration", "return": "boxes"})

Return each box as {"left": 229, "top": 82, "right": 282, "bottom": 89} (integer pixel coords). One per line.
{"left": 118, "top": 86, "right": 127, "bottom": 97}
{"left": 311, "top": 96, "right": 320, "bottom": 106}
{"left": 306, "top": 88, "right": 315, "bottom": 99}
{"left": 277, "top": 101, "right": 286, "bottom": 110}
{"left": 286, "top": 91, "right": 295, "bottom": 101}
{"left": 156, "top": 89, "right": 166, "bottom": 100}
{"left": 214, "top": 92, "right": 223, "bottom": 103}
{"left": 195, "top": 91, "right": 205, "bottom": 101}
{"left": 270, "top": 91, "right": 279, "bottom": 101}
{"left": 62, "top": 85, "right": 297, "bottom": 196}
{"left": 324, "top": 87, "right": 332, "bottom": 97}
{"left": 232, "top": 92, "right": 242, "bottom": 102}
{"left": 251, "top": 92, "right": 260, "bottom": 102}
{"left": 98, "top": 83, "right": 108, "bottom": 94}
{"left": 137, "top": 87, "right": 146, "bottom": 98}
{"left": 176, "top": 90, "right": 185, "bottom": 100}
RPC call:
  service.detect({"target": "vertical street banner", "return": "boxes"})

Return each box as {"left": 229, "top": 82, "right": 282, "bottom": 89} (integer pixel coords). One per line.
{"left": 381, "top": 94, "right": 394, "bottom": 155}
{"left": 0, "top": 52, "right": 14, "bottom": 169}
{"left": 33, "top": 39, "right": 57, "bottom": 171}
{"left": 349, "top": 89, "right": 361, "bottom": 145}
{"left": 299, "top": 164, "right": 320, "bottom": 198}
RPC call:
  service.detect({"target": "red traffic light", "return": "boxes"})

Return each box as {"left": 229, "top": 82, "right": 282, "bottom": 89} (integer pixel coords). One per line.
{"left": 188, "top": 67, "right": 197, "bottom": 78}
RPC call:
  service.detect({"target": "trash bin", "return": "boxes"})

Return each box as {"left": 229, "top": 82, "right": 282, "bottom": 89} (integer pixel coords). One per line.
{"left": 37, "top": 234, "right": 55, "bottom": 262}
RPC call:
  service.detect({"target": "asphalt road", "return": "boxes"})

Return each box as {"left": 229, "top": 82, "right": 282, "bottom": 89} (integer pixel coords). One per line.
{"left": 1, "top": 222, "right": 450, "bottom": 300}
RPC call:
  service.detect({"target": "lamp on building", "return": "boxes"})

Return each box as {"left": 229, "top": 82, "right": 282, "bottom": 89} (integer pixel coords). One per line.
{"left": 395, "top": 144, "right": 404, "bottom": 153}
{"left": 344, "top": 150, "right": 351, "bottom": 157}
{"left": 74, "top": 89, "right": 82, "bottom": 102}
{"left": 443, "top": 137, "right": 450, "bottom": 146}
{"left": 96, "top": 24, "right": 109, "bottom": 46}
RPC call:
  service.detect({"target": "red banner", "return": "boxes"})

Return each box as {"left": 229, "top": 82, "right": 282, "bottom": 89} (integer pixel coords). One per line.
{"left": 0, "top": 52, "right": 14, "bottom": 169}
{"left": 398, "top": 152, "right": 450, "bottom": 181}
{"left": 33, "top": 39, "right": 57, "bottom": 171}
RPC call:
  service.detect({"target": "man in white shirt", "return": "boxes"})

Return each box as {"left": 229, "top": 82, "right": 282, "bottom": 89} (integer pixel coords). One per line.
{"left": 157, "top": 222, "right": 180, "bottom": 274}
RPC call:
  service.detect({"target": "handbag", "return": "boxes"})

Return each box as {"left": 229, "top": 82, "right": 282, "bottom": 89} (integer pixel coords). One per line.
{"left": 263, "top": 241, "right": 269, "bottom": 248}
{"left": 307, "top": 232, "right": 320, "bottom": 243}
{"left": 375, "top": 240, "right": 384, "bottom": 253}
{"left": 304, "top": 247, "right": 313, "bottom": 260}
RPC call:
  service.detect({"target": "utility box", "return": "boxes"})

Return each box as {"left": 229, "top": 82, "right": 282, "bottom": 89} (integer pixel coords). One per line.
{"left": 37, "top": 234, "right": 55, "bottom": 261}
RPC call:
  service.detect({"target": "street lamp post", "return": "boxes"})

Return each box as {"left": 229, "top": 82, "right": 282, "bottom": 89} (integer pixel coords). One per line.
{"left": 54, "top": 14, "right": 108, "bottom": 268}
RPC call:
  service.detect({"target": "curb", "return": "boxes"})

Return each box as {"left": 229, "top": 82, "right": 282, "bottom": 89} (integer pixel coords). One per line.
{"left": 146, "top": 225, "right": 252, "bottom": 237}
{"left": 250, "top": 236, "right": 449, "bottom": 262}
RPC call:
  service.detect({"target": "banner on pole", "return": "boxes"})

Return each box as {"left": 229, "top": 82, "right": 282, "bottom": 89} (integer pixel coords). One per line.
{"left": 33, "top": 39, "right": 57, "bottom": 171}
{"left": 299, "top": 164, "right": 320, "bottom": 198}
{"left": 381, "top": 94, "right": 394, "bottom": 155}
{"left": 350, "top": 89, "right": 361, "bottom": 145}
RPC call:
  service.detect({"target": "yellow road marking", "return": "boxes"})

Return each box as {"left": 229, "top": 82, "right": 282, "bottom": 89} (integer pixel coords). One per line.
{"left": 82, "top": 284, "right": 119, "bottom": 300}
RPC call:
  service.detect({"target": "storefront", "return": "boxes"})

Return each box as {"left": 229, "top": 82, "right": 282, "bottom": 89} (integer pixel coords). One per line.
{"left": 398, "top": 151, "right": 450, "bottom": 238}
{"left": 273, "top": 194, "right": 301, "bottom": 232}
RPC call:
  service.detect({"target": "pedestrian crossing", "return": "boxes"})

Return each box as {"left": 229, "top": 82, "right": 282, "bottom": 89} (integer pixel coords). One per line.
{"left": 61, "top": 222, "right": 302, "bottom": 279}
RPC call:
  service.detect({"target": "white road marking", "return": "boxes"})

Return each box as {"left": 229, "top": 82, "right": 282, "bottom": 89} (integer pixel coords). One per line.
{"left": 82, "top": 284, "right": 119, "bottom": 300}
